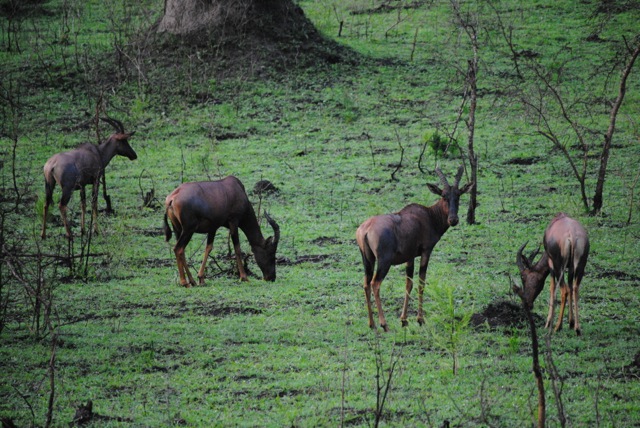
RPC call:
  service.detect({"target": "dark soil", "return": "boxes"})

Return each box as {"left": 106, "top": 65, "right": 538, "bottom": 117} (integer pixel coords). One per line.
{"left": 278, "top": 254, "right": 335, "bottom": 266}
{"left": 253, "top": 180, "right": 279, "bottom": 196}
{"left": 623, "top": 352, "right": 640, "bottom": 375}
{"left": 505, "top": 156, "right": 540, "bottom": 165}
{"left": 470, "top": 299, "right": 540, "bottom": 329}
{"left": 311, "top": 236, "right": 342, "bottom": 246}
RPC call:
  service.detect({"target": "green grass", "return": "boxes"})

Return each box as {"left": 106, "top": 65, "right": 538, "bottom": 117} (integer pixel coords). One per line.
{"left": 1, "top": 0, "right": 640, "bottom": 426}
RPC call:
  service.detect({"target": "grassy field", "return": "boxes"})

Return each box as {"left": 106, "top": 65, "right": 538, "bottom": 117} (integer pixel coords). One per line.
{"left": 1, "top": 0, "right": 639, "bottom": 426}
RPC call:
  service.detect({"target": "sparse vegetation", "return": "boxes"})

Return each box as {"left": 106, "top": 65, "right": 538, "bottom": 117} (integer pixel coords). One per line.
{"left": 1, "top": 0, "right": 639, "bottom": 426}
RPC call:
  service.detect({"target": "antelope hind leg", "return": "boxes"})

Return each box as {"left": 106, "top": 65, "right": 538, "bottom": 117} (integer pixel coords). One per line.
{"left": 364, "top": 278, "right": 375, "bottom": 329}
{"left": 175, "top": 247, "right": 196, "bottom": 287}
{"left": 554, "top": 281, "right": 568, "bottom": 332}
{"left": 572, "top": 282, "right": 581, "bottom": 336}
{"left": 372, "top": 279, "right": 388, "bottom": 332}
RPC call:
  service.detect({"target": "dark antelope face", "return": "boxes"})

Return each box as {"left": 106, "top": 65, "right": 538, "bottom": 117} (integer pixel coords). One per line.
{"left": 253, "top": 213, "right": 280, "bottom": 282}
{"left": 114, "top": 132, "right": 138, "bottom": 160}
{"left": 427, "top": 165, "right": 474, "bottom": 227}
{"left": 254, "top": 240, "right": 278, "bottom": 281}
{"left": 516, "top": 242, "right": 548, "bottom": 308}
{"left": 443, "top": 185, "right": 472, "bottom": 226}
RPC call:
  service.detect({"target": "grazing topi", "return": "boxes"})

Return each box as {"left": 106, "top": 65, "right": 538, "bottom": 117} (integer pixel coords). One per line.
{"left": 164, "top": 176, "right": 280, "bottom": 287}
{"left": 516, "top": 213, "right": 589, "bottom": 335}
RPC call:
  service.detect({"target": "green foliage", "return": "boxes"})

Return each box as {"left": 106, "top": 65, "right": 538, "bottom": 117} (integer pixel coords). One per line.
{"left": 423, "top": 130, "right": 457, "bottom": 159}
{"left": 424, "top": 274, "right": 472, "bottom": 375}
{"left": 0, "top": 0, "right": 639, "bottom": 426}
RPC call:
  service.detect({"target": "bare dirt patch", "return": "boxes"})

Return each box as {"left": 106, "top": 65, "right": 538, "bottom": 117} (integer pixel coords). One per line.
{"left": 471, "top": 299, "right": 540, "bottom": 329}
{"left": 311, "top": 236, "right": 342, "bottom": 246}
{"left": 505, "top": 156, "right": 540, "bottom": 165}
{"left": 278, "top": 254, "right": 335, "bottom": 267}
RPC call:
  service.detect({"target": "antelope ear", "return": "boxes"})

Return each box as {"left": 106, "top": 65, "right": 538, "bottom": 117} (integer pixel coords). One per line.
{"left": 426, "top": 183, "right": 442, "bottom": 196}
{"left": 459, "top": 182, "right": 474, "bottom": 194}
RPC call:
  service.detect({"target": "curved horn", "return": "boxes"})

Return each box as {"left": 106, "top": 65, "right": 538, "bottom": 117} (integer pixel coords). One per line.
{"left": 100, "top": 117, "right": 125, "bottom": 133}
{"left": 264, "top": 212, "right": 280, "bottom": 246}
{"left": 434, "top": 166, "right": 449, "bottom": 189}
{"left": 516, "top": 241, "right": 530, "bottom": 272}
{"left": 529, "top": 244, "right": 541, "bottom": 263}
{"left": 454, "top": 164, "right": 464, "bottom": 188}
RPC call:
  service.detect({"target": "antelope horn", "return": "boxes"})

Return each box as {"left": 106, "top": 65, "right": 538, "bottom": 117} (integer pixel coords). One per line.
{"left": 516, "top": 242, "right": 530, "bottom": 272}
{"left": 454, "top": 164, "right": 464, "bottom": 188}
{"left": 100, "top": 117, "right": 125, "bottom": 133}
{"left": 529, "top": 244, "right": 541, "bottom": 264}
{"left": 434, "top": 166, "right": 449, "bottom": 189}
{"left": 264, "top": 212, "right": 280, "bottom": 246}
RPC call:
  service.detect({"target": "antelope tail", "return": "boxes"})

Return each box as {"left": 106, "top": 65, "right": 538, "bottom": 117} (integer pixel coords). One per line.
{"left": 567, "top": 238, "right": 576, "bottom": 290}
{"left": 163, "top": 210, "right": 172, "bottom": 242}
{"left": 556, "top": 236, "right": 571, "bottom": 287}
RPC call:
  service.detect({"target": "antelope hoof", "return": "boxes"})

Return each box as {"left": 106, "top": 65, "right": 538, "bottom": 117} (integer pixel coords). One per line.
{"left": 381, "top": 323, "right": 389, "bottom": 333}
{"left": 198, "top": 277, "right": 205, "bottom": 286}
{"left": 401, "top": 319, "right": 408, "bottom": 327}
{"left": 417, "top": 317, "right": 425, "bottom": 326}
{"left": 575, "top": 328, "right": 581, "bottom": 336}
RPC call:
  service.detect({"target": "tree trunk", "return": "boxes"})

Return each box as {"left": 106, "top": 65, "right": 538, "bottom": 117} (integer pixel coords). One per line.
{"left": 157, "top": 0, "right": 308, "bottom": 38}
{"left": 466, "top": 45, "right": 479, "bottom": 225}
{"left": 592, "top": 41, "right": 640, "bottom": 215}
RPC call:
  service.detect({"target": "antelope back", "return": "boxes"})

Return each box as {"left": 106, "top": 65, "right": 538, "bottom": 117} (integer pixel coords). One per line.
{"left": 543, "top": 213, "right": 589, "bottom": 277}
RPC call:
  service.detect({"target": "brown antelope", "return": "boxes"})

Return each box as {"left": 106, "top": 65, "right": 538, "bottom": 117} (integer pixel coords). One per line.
{"left": 356, "top": 166, "right": 473, "bottom": 332}
{"left": 163, "top": 176, "right": 280, "bottom": 287}
{"left": 41, "top": 118, "right": 137, "bottom": 239}
{"left": 517, "top": 213, "right": 589, "bottom": 335}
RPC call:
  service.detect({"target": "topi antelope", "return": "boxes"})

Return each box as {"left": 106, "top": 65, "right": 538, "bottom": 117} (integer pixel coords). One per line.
{"left": 356, "top": 166, "right": 473, "bottom": 332}
{"left": 163, "top": 176, "right": 280, "bottom": 287}
{"left": 41, "top": 118, "right": 137, "bottom": 239}
{"left": 516, "top": 213, "right": 589, "bottom": 335}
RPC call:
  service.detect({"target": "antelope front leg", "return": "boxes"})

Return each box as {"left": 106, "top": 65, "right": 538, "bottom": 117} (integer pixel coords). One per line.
{"left": 229, "top": 227, "right": 248, "bottom": 281}
{"left": 400, "top": 261, "right": 414, "bottom": 327}
{"left": 416, "top": 256, "right": 430, "bottom": 326}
